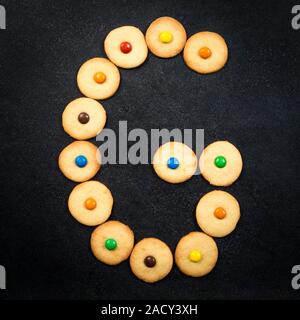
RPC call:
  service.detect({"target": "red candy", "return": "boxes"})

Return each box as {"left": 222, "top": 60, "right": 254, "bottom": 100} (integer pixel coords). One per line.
{"left": 120, "top": 41, "right": 132, "bottom": 54}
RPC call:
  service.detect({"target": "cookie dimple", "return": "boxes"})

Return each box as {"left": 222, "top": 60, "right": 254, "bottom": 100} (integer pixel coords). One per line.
{"left": 196, "top": 190, "right": 240, "bottom": 237}
{"left": 104, "top": 26, "right": 148, "bottom": 69}
{"left": 77, "top": 57, "right": 120, "bottom": 99}
{"left": 68, "top": 181, "right": 113, "bottom": 226}
{"left": 130, "top": 238, "right": 173, "bottom": 283}
{"left": 91, "top": 220, "right": 134, "bottom": 265}
{"left": 175, "top": 232, "right": 218, "bottom": 277}
{"left": 153, "top": 141, "right": 197, "bottom": 184}
{"left": 146, "top": 16, "right": 187, "bottom": 58}
{"left": 199, "top": 141, "right": 243, "bottom": 186}
{"left": 183, "top": 31, "right": 228, "bottom": 74}
{"left": 58, "top": 141, "right": 101, "bottom": 182}
{"left": 62, "top": 98, "right": 106, "bottom": 140}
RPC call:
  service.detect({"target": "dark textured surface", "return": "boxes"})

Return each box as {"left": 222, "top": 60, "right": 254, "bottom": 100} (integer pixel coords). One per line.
{"left": 0, "top": 0, "right": 299, "bottom": 300}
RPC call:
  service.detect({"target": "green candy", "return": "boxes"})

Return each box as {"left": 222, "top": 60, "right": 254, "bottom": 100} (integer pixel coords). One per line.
{"left": 214, "top": 155, "right": 227, "bottom": 168}
{"left": 105, "top": 238, "right": 117, "bottom": 250}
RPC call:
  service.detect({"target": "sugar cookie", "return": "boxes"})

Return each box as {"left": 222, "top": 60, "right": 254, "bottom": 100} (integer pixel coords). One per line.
{"left": 153, "top": 141, "right": 197, "bottom": 183}
{"left": 62, "top": 97, "right": 106, "bottom": 140}
{"left": 77, "top": 57, "right": 120, "bottom": 100}
{"left": 58, "top": 141, "right": 101, "bottom": 182}
{"left": 91, "top": 220, "right": 134, "bottom": 265}
{"left": 68, "top": 181, "right": 113, "bottom": 226}
{"left": 183, "top": 31, "right": 228, "bottom": 74}
{"left": 175, "top": 232, "right": 218, "bottom": 277}
{"left": 130, "top": 238, "right": 173, "bottom": 283}
{"left": 146, "top": 16, "right": 187, "bottom": 58}
{"left": 196, "top": 190, "right": 240, "bottom": 237}
{"left": 199, "top": 141, "right": 242, "bottom": 186}
{"left": 104, "top": 26, "right": 148, "bottom": 68}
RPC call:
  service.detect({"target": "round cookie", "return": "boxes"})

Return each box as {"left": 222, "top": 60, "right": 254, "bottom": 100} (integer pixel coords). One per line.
{"left": 152, "top": 141, "right": 197, "bottom": 183}
{"left": 58, "top": 141, "right": 101, "bottom": 182}
{"left": 183, "top": 31, "right": 228, "bottom": 74}
{"left": 62, "top": 97, "right": 107, "bottom": 140}
{"left": 77, "top": 57, "right": 120, "bottom": 100}
{"left": 104, "top": 26, "right": 148, "bottom": 69}
{"left": 68, "top": 181, "right": 113, "bottom": 226}
{"left": 196, "top": 190, "right": 240, "bottom": 237}
{"left": 130, "top": 238, "right": 173, "bottom": 283}
{"left": 199, "top": 141, "right": 243, "bottom": 186}
{"left": 175, "top": 232, "right": 218, "bottom": 277}
{"left": 145, "top": 16, "right": 187, "bottom": 58}
{"left": 91, "top": 220, "right": 134, "bottom": 265}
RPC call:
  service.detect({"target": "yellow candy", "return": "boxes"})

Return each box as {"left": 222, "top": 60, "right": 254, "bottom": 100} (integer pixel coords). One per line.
{"left": 159, "top": 31, "right": 173, "bottom": 43}
{"left": 189, "top": 250, "right": 202, "bottom": 262}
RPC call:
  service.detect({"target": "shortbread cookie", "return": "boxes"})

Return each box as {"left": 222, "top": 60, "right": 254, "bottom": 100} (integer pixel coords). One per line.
{"left": 130, "top": 238, "right": 173, "bottom": 283}
{"left": 146, "top": 16, "right": 187, "bottom": 58}
{"left": 199, "top": 141, "right": 242, "bottom": 186}
{"left": 153, "top": 141, "right": 197, "bottom": 183}
{"left": 104, "top": 26, "right": 148, "bottom": 68}
{"left": 68, "top": 181, "right": 113, "bottom": 226}
{"left": 58, "top": 141, "right": 101, "bottom": 182}
{"left": 175, "top": 232, "right": 218, "bottom": 277}
{"left": 91, "top": 220, "right": 134, "bottom": 265}
{"left": 62, "top": 97, "right": 106, "bottom": 140}
{"left": 77, "top": 57, "right": 120, "bottom": 99}
{"left": 183, "top": 31, "right": 228, "bottom": 74}
{"left": 196, "top": 190, "right": 240, "bottom": 237}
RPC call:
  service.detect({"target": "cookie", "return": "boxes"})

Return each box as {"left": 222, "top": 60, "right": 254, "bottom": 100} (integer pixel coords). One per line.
{"left": 62, "top": 97, "right": 107, "bottom": 140}
{"left": 68, "top": 181, "right": 113, "bottom": 226}
{"left": 196, "top": 190, "right": 240, "bottom": 237}
{"left": 91, "top": 220, "right": 134, "bottom": 265}
{"left": 77, "top": 57, "right": 120, "bottom": 100}
{"left": 175, "top": 232, "right": 218, "bottom": 277}
{"left": 104, "top": 26, "right": 148, "bottom": 69}
{"left": 58, "top": 141, "right": 101, "bottom": 182}
{"left": 146, "top": 16, "right": 187, "bottom": 58}
{"left": 183, "top": 31, "right": 228, "bottom": 74}
{"left": 152, "top": 141, "right": 197, "bottom": 183}
{"left": 130, "top": 238, "right": 173, "bottom": 283}
{"left": 199, "top": 141, "right": 242, "bottom": 186}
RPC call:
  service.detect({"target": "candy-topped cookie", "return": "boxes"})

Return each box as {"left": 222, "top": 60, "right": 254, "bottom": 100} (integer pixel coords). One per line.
{"left": 153, "top": 141, "right": 197, "bottom": 183}
{"left": 62, "top": 97, "right": 106, "bottom": 140}
{"left": 58, "top": 141, "right": 101, "bottom": 182}
{"left": 91, "top": 220, "right": 134, "bottom": 265}
{"left": 146, "top": 17, "right": 187, "bottom": 58}
{"left": 175, "top": 232, "right": 218, "bottom": 277}
{"left": 130, "top": 238, "right": 173, "bottom": 283}
{"left": 199, "top": 141, "right": 243, "bottom": 186}
{"left": 77, "top": 57, "right": 120, "bottom": 100}
{"left": 183, "top": 31, "right": 228, "bottom": 74}
{"left": 68, "top": 181, "right": 113, "bottom": 226}
{"left": 196, "top": 190, "right": 240, "bottom": 237}
{"left": 104, "top": 26, "right": 148, "bottom": 68}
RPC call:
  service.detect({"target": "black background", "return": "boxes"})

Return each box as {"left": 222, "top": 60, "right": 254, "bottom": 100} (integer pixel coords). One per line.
{"left": 0, "top": 0, "right": 299, "bottom": 300}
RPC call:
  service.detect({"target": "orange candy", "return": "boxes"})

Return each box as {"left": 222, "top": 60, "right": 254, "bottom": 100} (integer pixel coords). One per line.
{"left": 214, "top": 207, "right": 226, "bottom": 219}
{"left": 199, "top": 47, "right": 212, "bottom": 59}
{"left": 94, "top": 72, "right": 106, "bottom": 84}
{"left": 85, "top": 198, "right": 97, "bottom": 210}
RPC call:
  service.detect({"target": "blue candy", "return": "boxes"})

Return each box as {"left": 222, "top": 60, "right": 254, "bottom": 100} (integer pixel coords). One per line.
{"left": 167, "top": 157, "right": 179, "bottom": 169}
{"left": 75, "top": 155, "right": 88, "bottom": 168}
